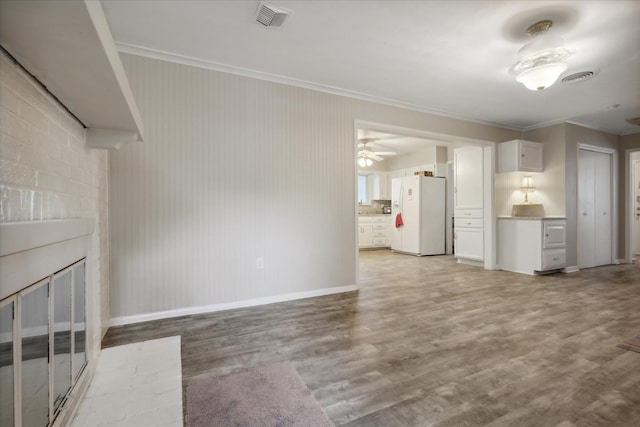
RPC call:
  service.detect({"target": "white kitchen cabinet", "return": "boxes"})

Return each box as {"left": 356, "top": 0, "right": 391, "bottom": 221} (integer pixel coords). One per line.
{"left": 454, "top": 209, "right": 484, "bottom": 261}
{"left": 498, "top": 140, "right": 543, "bottom": 172}
{"left": 372, "top": 173, "right": 390, "bottom": 200}
{"left": 498, "top": 218, "right": 567, "bottom": 275}
{"left": 358, "top": 173, "right": 391, "bottom": 202}
{"left": 358, "top": 216, "right": 390, "bottom": 248}
{"left": 454, "top": 146, "right": 484, "bottom": 264}
{"left": 454, "top": 228, "right": 484, "bottom": 261}
{"left": 358, "top": 220, "right": 373, "bottom": 248}
{"left": 454, "top": 147, "right": 483, "bottom": 210}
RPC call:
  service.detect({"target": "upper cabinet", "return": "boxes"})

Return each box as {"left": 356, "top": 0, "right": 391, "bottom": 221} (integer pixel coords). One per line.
{"left": 498, "top": 140, "right": 543, "bottom": 173}
{"left": 358, "top": 172, "right": 390, "bottom": 203}
{"left": 454, "top": 146, "right": 484, "bottom": 210}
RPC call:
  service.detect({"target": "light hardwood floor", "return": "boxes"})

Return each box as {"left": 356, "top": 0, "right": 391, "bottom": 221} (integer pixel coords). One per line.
{"left": 103, "top": 250, "right": 640, "bottom": 426}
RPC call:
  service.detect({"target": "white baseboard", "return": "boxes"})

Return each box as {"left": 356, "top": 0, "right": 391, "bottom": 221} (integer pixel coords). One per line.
{"left": 109, "top": 284, "right": 358, "bottom": 327}
{"left": 456, "top": 257, "right": 484, "bottom": 268}
{"left": 563, "top": 266, "right": 579, "bottom": 273}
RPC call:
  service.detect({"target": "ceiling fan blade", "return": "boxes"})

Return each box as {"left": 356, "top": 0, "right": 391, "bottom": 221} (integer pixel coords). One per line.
{"left": 374, "top": 151, "right": 397, "bottom": 156}
{"left": 370, "top": 153, "right": 384, "bottom": 161}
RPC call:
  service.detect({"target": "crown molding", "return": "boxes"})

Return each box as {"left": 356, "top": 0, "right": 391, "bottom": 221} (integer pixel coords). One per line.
{"left": 115, "top": 42, "right": 522, "bottom": 133}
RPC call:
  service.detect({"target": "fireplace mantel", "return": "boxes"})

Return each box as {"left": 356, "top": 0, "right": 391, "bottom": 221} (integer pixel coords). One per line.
{"left": 0, "top": 219, "right": 94, "bottom": 300}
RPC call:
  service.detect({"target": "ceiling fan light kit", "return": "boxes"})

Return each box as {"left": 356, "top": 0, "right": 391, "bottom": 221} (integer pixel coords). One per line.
{"left": 357, "top": 137, "right": 396, "bottom": 167}
{"left": 512, "top": 20, "right": 571, "bottom": 91}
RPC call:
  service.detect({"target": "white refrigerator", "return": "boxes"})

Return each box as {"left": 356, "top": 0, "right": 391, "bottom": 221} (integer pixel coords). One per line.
{"left": 391, "top": 175, "right": 445, "bottom": 256}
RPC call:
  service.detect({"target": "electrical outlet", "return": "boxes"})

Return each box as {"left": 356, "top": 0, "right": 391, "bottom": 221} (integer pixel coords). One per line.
{"left": 256, "top": 257, "right": 264, "bottom": 269}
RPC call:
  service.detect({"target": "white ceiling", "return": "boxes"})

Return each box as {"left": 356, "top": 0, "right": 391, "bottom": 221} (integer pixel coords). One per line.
{"left": 101, "top": 0, "right": 640, "bottom": 136}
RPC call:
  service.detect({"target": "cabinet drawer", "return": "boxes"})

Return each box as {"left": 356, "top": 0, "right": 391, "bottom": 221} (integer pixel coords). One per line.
{"left": 372, "top": 223, "right": 387, "bottom": 231}
{"left": 542, "top": 249, "right": 565, "bottom": 270}
{"left": 372, "top": 237, "right": 388, "bottom": 246}
{"left": 372, "top": 216, "right": 389, "bottom": 223}
{"left": 455, "top": 218, "right": 483, "bottom": 228}
{"left": 373, "top": 230, "right": 387, "bottom": 238}
{"left": 455, "top": 209, "right": 483, "bottom": 219}
{"left": 358, "top": 217, "right": 373, "bottom": 223}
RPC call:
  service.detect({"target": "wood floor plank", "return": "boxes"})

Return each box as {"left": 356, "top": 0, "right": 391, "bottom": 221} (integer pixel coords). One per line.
{"left": 102, "top": 251, "right": 640, "bottom": 426}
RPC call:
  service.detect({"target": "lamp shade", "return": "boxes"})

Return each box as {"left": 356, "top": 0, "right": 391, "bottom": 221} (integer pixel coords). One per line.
{"left": 516, "top": 62, "right": 567, "bottom": 91}
{"left": 521, "top": 176, "right": 535, "bottom": 190}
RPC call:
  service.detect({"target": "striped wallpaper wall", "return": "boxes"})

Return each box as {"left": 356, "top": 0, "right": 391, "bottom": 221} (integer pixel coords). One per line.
{"left": 111, "top": 53, "right": 519, "bottom": 321}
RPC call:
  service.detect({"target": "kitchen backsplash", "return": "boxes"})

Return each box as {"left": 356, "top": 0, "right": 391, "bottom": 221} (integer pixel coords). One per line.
{"left": 358, "top": 200, "right": 391, "bottom": 215}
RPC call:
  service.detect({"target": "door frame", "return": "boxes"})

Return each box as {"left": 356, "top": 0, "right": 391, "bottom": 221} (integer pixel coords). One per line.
{"left": 353, "top": 119, "right": 498, "bottom": 285}
{"left": 625, "top": 148, "right": 640, "bottom": 263}
{"left": 577, "top": 143, "right": 618, "bottom": 267}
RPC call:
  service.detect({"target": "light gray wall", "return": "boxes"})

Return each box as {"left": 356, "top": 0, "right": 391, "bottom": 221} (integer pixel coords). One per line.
{"left": 495, "top": 124, "right": 567, "bottom": 218}
{"left": 111, "top": 53, "right": 519, "bottom": 320}
{"left": 386, "top": 146, "right": 440, "bottom": 170}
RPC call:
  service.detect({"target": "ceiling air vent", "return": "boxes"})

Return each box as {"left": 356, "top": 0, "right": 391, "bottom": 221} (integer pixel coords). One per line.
{"left": 561, "top": 71, "right": 597, "bottom": 84}
{"left": 256, "top": 1, "right": 291, "bottom": 28}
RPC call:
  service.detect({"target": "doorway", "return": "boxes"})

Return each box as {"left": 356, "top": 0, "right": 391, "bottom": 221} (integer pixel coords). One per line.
{"left": 353, "top": 120, "right": 497, "bottom": 285}
{"left": 578, "top": 145, "right": 615, "bottom": 269}
{"left": 631, "top": 151, "right": 640, "bottom": 259}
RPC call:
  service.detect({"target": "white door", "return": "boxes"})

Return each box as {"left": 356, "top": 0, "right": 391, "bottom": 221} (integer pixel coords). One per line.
{"left": 578, "top": 149, "right": 612, "bottom": 268}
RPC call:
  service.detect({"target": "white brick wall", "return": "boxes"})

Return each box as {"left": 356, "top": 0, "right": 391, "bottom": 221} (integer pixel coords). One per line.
{"left": 0, "top": 50, "right": 110, "bottom": 348}
{"left": 0, "top": 54, "right": 106, "bottom": 223}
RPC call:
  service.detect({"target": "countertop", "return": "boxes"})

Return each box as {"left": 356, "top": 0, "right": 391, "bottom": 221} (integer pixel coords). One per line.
{"left": 498, "top": 216, "right": 567, "bottom": 220}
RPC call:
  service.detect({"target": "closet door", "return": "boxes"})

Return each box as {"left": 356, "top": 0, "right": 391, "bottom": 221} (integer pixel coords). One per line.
{"left": 594, "top": 151, "right": 612, "bottom": 265}
{"left": 578, "top": 149, "right": 612, "bottom": 268}
{"left": 578, "top": 150, "right": 596, "bottom": 268}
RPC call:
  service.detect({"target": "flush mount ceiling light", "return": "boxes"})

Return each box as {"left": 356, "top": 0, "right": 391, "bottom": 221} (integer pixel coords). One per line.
{"left": 511, "top": 20, "right": 571, "bottom": 91}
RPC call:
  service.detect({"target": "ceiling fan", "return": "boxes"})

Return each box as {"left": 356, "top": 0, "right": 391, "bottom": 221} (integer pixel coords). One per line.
{"left": 357, "top": 138, "right": 396, "bottom": 167}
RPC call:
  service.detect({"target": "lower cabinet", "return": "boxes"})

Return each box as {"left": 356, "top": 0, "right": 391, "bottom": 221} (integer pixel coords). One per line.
{"left": 359, "top": 216, "right": 391, "bottom": 248}
{"left": 454, "top": 209, "right": 484, "bottom": 262}
{"left": 498, "top": 218, "right": 567, "bottom": 275}
{"left": 454, "top": 227, "right": 484, "bottom": 261}
{"left": 358, "top": 222, "right": 373, "bottom": 247}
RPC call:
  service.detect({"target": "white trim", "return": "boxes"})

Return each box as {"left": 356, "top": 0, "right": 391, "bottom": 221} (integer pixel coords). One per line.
{"left": 0, "top": 219, "right": 94, "bottom": 257}
{"left": 577, "top": 144, "right": 618, "bottom": 267}
{"left": 354, "top": 124, "right": 361, "bottom": 285}
{"left": 563, "top": 266, "right": 580, "bottom": 273}
{"left": 116, "top": 42, "right": 522, "bottom": 132}
{"left": 457, "top": 258, "right": 484, "bottom": 268}
{"left": 522, "top": 118, "right": 569, "bottom": 133}
{"left": 109, "top": 284, "right": 358, "bottom": 327}
{"left": 354, "top": 120, "right": 494, "bottom": 146}
{"left": 625, "top": 149, "right": 640, "bottom": 264}
{"left": 566, "top": 120, "right": 636, "bottom": 137}
{"left": 483, "top": 144, "right": 497, "bottom": 270}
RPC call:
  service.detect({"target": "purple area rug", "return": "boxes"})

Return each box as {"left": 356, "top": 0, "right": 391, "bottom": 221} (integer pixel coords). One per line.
{"left": 185, "top": 361, "right": 333, "bottom": 427}
{"left": 617, "top": 335, "right": 640, "bottom": 353}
